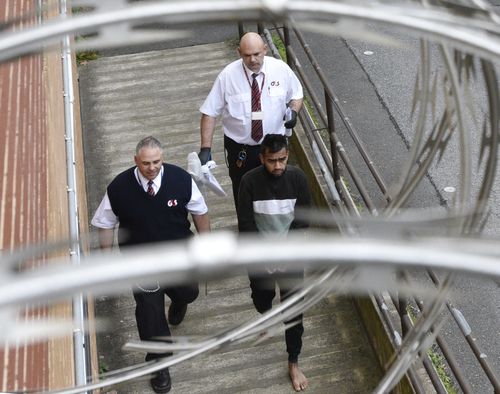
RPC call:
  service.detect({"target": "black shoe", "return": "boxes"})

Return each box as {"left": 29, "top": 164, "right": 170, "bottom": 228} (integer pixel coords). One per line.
{"left": 150, "top": 368, "right": 171, "bottom": 393}
{"left": 168, "top": 302, "right": 187, "bottom": 326}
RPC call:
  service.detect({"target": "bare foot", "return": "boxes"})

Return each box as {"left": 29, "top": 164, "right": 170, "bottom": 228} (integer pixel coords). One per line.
{"left": 289, "top": 362, "right": 308, "bottom": 391}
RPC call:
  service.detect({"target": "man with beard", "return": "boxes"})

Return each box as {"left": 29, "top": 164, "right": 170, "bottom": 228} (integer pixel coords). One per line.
{"left": 237, "top": 134, "right": 311, "bottom": 392}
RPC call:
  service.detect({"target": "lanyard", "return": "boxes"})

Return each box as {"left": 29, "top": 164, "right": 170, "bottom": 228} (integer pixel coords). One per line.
{"left": 243, "top": 63, "right": 265, "bottom": 99}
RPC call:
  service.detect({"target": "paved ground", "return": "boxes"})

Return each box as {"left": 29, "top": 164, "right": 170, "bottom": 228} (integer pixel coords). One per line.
{"left": 78, "top": 41, "right": 383, "bottom": 393}
{"left": 295, "top": 28, "right": 500, "bottom": 393}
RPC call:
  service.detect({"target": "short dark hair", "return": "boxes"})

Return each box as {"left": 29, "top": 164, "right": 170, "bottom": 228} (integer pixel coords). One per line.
{"left": 260, "top": 134, "right": 288, "bottom": 155}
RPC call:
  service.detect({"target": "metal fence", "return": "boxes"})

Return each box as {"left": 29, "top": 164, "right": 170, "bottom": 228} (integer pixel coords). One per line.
{"left": 2, "top": 1, "right": 500, "bottom": 393}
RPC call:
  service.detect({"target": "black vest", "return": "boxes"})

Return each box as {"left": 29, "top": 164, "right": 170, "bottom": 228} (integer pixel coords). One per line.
{"left": 107, "top": 163, "right": 193, "bottom": 247}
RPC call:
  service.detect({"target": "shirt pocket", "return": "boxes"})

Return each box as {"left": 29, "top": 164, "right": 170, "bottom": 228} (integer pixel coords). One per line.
{"left": 268, "top": 86, "right": 285, "bottom": 97}
{"left": 267, "top": 86, "right": 286, "bottom": 110}
{"left": 227, "top": 92, "right": 250, "bottom": 122}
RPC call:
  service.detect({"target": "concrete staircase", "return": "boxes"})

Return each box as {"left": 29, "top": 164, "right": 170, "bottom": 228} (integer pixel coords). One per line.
{"left": 79, "top": 41, "right": 381, "bottom": 393}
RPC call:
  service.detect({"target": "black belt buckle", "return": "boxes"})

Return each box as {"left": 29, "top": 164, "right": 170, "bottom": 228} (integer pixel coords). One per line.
{"left": 236, "top": 148, "right": 247, "bottom": 168}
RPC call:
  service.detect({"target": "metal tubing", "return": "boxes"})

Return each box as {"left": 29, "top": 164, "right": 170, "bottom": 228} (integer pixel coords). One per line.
{"left": 297, "top": 109, "right": 348, "bottom": 214}
{"left": 282, "top": 43, "right": 378, "bottom": 212}
{"left": 263, "top": 25, "right": 349, "bottom": 215}
{"left": 268, "top": 29, "right": 383, "bottom": 216}
{"left": 257, "top": 22, "right": 264, "bottom": 35}
{"left": 464, "top": 334, "right": 500, "bottom": 393}
{"left": 374, "top": 294, "right": 402, "bottom": 348}
{"left": 394, "top": 289, "right": 449, "bottom": 394}
{"left": 423, "top": 311, "right": 474, "bottom": 393}
{"left": 427, "top": 270, "right": 500, "bottom": 391}
{"left": 294, "top": 99, "right": 354, "bottom": 221}
{"left": 398, "top": 271, "right": 475, "bottom": 394}
{"left": 393, "top": 290, "right": 474, "bottom": 393}
{"left": 421, "top": 352, "right": 448, "bottom": 394}
{"left": 273, "top": 28, "right": 379, "bottom": 211}
{"left": 292, "top": 27, "right": 391, "bottom": 201}
{"left": 279, "top": 24, "right": 495, "bottom": 392}
{"left": 325, "top": 90, "right": 341, "bottom": 184}
{"left": 263, "top": 29, "right": 281, "bottom": 59}
{"left": 397, "top": 308, "right": 448, "bottom": 394}
{"left": 373, "top": 294, "right": 426, "bottom": 394}
{"left": 3, "top": 1, "right": 500, "bottom": 64}
{"left": 60, "top": 0, "right": 88, "bottom": 390}
{"left": 283, "top": 24, "right": 291, "bottom": 65}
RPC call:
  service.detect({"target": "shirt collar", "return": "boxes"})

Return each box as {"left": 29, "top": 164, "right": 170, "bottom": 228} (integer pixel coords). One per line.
{"left": 242, "top": 57, "right": 266, "bottom": 78}
{"left": 134, "top": 165, "right": 163, "bottom": 190}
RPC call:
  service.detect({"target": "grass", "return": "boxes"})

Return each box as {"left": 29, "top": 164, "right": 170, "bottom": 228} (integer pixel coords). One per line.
{"left": 271, "top": 32, "right": 287, "bottom": 62}
{"left": 76, "top": 48, "right": 99, "bottom": 65}
{"left": 99, "top": 359, "right": 109, "bottom": 375}
{"left": 72, "top": 7, "right": 99, "bottom": 65}
{"left": 407, "top": 304, "right": 458, "bottom": 393}
{"left": 427, "top": 344, "right": 457, "bottom": 394}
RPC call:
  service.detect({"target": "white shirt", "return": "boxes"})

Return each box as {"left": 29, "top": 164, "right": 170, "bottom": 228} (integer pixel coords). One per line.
{"left": 200, "top": 56, "right": 303, "bottom": 145}
{"left": 91, "top": 166, "right": 208, "bottom": 229}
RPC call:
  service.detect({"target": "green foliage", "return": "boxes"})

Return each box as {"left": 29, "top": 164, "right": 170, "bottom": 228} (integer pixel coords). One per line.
{"left": 407, "top": 305, "right": 457, "bottom": 393}
{"left": 304, "top": 98, "right": 320, "bottom": 129}
{"left": 72, "top": 7, "right": 99, "bottom": 65}
{"left": 271, "top": 32, "right": 287, "bottom": 62}
{"left": 76, "top": 50, "right": 99, "bottom": 65}
{"left": 99, "top": 359, "right": 109, "bottom": 375}
{"left": 427, "top": 344, "right": 457, "bottom": 393}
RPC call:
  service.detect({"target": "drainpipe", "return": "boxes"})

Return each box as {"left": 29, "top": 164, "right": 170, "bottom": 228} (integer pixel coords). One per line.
{"left": 59, "top": 0, "right": 89, "bottom": 390}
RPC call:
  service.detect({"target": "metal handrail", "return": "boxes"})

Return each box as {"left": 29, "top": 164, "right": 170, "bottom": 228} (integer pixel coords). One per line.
{"left": 396, "top": 273, "right": 475, "bottom": 394}
{"left": 262, "top": 23, "right": 500, "bottom": 394}
{"left": 290, "top": 25, "right": 391, "bottom": 203}
{"left": 270, "top": 26, "right": 379, "bottom": 214}
{"left": 373, "top": 293, "right": 426, "bottom": 394}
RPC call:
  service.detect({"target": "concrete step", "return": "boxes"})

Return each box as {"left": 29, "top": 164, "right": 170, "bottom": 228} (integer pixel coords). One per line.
{"left": 79, "top": 41, "right": 382, "bottom": 394}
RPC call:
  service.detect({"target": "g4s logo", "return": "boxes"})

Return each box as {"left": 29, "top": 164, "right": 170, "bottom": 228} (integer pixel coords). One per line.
{"left": 167, "top": 199, "right": 178, "bottom": 207}
{"left": 270, "top": 81, "right": 280, "bottom": 87}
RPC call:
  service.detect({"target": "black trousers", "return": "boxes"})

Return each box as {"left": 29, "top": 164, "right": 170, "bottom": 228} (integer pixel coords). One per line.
{"left": 224, "top": 135, "right": 261, "bottom": 205}
{"left": 132, "top": 282, "right": 199, "bottom": 361}
{"left": 249, "top": 270, "right": 304, "bottom": 363}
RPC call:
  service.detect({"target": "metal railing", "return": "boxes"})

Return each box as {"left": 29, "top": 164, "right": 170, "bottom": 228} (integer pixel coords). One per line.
{"left": 1, "top": 2, "right": 499, "bottom": 393}
{"left": 257, "top": 22, "right": 500, "bottom": 394}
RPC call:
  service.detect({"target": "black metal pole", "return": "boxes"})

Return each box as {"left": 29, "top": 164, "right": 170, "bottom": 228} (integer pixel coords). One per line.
{"left": 325, "top": 90, "right": 340, "bottom": 185}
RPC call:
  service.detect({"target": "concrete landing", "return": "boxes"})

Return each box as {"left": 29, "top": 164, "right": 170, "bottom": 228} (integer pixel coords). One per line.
{"left": 78, "top": 41, "right": 382, "bottom": 393}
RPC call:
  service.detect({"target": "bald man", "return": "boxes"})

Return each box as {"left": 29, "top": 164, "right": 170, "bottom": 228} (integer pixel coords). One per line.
{"left": 198, "top": 32, "right": 303, "bottom": 205}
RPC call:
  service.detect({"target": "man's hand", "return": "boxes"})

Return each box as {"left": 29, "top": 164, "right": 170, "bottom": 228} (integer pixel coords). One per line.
{"left": 284, "top": 110, "right": 297, "bottom": 129}
{"left": 198, "top": 147, "right": 211, "bottom": 165}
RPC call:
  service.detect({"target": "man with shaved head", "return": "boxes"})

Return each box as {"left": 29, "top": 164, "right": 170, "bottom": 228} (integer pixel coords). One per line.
{"left": 198, "top": 32, "right": 303, "bottom": 206}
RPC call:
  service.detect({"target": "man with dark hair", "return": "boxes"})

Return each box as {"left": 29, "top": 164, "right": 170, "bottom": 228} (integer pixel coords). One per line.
{"left": 198, "top": 32, "right": 303, "bottom": 205}
{"left": 92, "top": 136, "right": 210, "bottom": 393}
{"left": 237, "top": 134, "right": 311, "bottom": 391}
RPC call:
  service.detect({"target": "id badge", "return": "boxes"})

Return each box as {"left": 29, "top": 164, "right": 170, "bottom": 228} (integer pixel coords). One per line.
{"left": 252, "top": 111, "right": 264, "bottom": 121}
